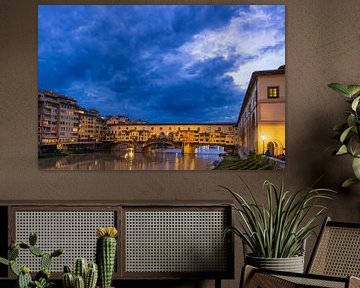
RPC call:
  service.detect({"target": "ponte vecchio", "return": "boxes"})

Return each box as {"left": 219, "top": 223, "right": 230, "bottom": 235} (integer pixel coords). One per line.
{"left": 106, "top": 123, "right": 237, "bottom": 154}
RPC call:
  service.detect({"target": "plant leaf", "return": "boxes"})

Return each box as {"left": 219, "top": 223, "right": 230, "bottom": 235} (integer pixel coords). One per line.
{"left": 336, "top": 145, "right": 348, "bottom": 155}
{"left": 347, "top": 85, "right": 360, "bottom": 97}
{"left": 347, "top": 114, "right": 356, "bottom": 128}
{"left": 342, "top": 177, "right": 360, "bottom": 188}
{"left": 222, "top": 179, "right": 335, "bottom": 258}
{"left": 0, "top": 257, "right": 9, "bottom": 266}
{"left": 340, "top": 127, "right": 352, "bottom": 143}
{"left": 352, "top": 157, "right": 360, "bottom": 179}
{"left": 348, "top": 135, "right": 360, "bottom": 157}
{"left": 328, "top": 83, "right": 351, "bottom": 98}
{"left": 351, "top": 96, "right": 360, "bottom": 111}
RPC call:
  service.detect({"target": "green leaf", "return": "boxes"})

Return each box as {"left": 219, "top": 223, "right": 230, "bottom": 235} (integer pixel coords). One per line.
{"left": 342, "top": 177, "right": 360, "bottom": 188}
{"left": 10, "top": 261, "right": 20, "bottom": 276}
{"left": 336, "top": 144, "right": 348, "bottom": 155}
{"left": 347, "top": 85, "right": 360, "bottom": 97}
{"left": 0, "top": 257, "right": 9, "bottom": 266}
{"left": 328, "top": 83, "right": 351, "bottom": 98}
{"left": 347, "top": 114, "right": 356, "bottom": 128}
{"left": 352, "top": 157, "right": 360, "bottom": 179}
{"left": 348, "top": 135, "right": 360, "bottom": 157}
{"left": 351, "top": 96, "right": 360, "bottom": 111}
{"left": 340, "top": 127, "right": 352, "bottom": 143}
{"left": 223, "top": 179, "right": 335, "bottom": 258}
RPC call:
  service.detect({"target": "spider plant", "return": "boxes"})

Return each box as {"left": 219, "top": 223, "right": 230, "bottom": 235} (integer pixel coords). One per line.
{"left": 222, "top": 179, "right": 335, "bottom": 258}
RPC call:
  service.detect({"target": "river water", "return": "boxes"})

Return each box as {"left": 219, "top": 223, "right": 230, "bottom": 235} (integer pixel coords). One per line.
{"left": 38, "top": 147, "right": 224, "bottom": 170}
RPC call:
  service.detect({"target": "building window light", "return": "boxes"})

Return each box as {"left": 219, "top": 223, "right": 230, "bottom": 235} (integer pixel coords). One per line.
{"left": 267, "top": 86, "right": 280, "bottom": 98}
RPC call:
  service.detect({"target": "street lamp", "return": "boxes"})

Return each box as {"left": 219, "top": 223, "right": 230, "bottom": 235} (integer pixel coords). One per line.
{"left": 261, "top": 134, "right": 266, "bottom": 154}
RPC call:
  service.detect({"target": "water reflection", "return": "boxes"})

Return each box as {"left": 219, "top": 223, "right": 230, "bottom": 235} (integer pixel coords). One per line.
{"left": 39, "top": 147, "right": 223, "bottom": 170}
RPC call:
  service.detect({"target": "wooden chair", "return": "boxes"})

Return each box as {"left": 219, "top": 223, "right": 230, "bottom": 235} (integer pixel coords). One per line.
{"left": 241, "top": 217, "right": 360, "bottom": 288}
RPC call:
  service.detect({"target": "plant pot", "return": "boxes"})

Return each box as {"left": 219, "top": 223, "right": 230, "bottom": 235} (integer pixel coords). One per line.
{"left": 245, "top": 254, "right": 304, "bottom": 273}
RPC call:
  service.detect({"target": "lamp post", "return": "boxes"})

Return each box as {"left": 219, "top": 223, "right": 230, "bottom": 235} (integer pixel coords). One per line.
{"left": 261, "top": 134, "right": 266, "bottom": 154}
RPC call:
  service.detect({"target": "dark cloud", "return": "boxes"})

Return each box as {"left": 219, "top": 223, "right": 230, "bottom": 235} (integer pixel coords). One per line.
{"left": 38, "top": 5, "right": 284, "bottom": 123}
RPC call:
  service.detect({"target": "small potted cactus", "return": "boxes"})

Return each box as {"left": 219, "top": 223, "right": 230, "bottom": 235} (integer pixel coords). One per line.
{"left": 96, "top": 227, "right": 118, "bottom": 288}
{"left": 63, "top": 258, "right": 98, "bottom": 288}
{"left": 0, "top": 232, "right": 64, "bottom": 288}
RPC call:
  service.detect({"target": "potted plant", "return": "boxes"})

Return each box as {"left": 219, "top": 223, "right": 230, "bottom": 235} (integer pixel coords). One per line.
{"left": 328, "top": 83, "right": 360, "bottom": 187}
{"left": 62, "top": 258, "right": 98, "bottom": 288}
{"left": 0, "top": 232, "right": 64, "bottom": 288}
{"left": 96, "top": 227, "right": 118, "bottom": 288}
{"left": 222, "top": 179, "right": 335, "bottom": 273}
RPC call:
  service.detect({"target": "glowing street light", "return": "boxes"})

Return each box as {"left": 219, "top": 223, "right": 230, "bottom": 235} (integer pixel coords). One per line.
{"left": 261, "top": 134, "right": 266, "bottom": 154}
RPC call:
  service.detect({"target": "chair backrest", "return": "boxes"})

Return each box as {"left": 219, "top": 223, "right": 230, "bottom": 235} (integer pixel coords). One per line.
{"left": 307, "top": 217, "right": 360, "bottom": 277}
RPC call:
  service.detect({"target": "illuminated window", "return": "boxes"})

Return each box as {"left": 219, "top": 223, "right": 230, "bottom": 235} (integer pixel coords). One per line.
{"left": 268, "top": 86, "right": 280, "bottom": 98}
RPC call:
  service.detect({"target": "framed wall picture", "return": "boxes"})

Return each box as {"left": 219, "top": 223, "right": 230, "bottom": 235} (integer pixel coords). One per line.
{"left": 38, "top": 5, "right": 285, "bottom": 171}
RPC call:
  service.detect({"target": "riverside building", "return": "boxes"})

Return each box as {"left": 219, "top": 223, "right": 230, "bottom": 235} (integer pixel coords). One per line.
{"left": 38, "top": 90, "right": 79, "bottom": 145}
{"left": 236, "top": 65, "right": 285, "bottom": 158}
{"left": 38, "top": 90, "right": 104, "bottom": 151}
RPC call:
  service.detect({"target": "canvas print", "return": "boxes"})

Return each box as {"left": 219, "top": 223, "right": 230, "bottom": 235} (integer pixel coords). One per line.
{"left": 38, "top": 5, "right": 285, "bottom": 170}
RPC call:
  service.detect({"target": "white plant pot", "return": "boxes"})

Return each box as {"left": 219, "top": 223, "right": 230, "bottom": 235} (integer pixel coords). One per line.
{"left": 245, "top": 254, "right": 305, "bottom": 273}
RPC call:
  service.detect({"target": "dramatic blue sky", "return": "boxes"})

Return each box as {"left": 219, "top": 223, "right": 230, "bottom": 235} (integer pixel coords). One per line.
{"left": 38, "top": 5, "right": 285, "bottom": 123}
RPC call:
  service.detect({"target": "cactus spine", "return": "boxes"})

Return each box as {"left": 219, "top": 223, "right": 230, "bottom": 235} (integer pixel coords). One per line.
{"left": 96, "top": 227, "right": 118, "bottom": 288}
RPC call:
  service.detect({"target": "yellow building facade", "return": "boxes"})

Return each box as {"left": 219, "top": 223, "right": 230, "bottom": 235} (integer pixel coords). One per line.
{"left": 237, "top": 66, "right": 285, "bottom": 157}
{"left": 78, "top": 109, "right": 104, "bottom": 143}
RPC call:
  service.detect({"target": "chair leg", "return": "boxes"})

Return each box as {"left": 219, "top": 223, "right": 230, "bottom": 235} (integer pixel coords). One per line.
{"left": 240, "top": 265, "right": 255, "bottom": 288}
{"left": 349, "top": 276, "right": 360, "bottom": 288}
{"left": 215, "top": 278, "right": 221, "bottom": 288}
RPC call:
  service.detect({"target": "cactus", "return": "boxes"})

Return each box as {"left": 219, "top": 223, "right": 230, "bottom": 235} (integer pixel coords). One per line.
{"left": 74, "top": 275, "right": 85, "bottom": 288}
{"left": 74, "top": 258, "right": 88, "bottom": 279}
{"left": 64, "top": 265, "right": 72, "bottom": 273}
{"left": 96, "top": 227, "right": 118, "bottom": 288}
{"left": 51, "top": 248, "right": 64, "bottom": 258}
{"left": 63, "top": 260, "right": 98, "bottom": 288}
{"left": 85, "top": 263, "right": 98, "bottom": 288}
{"left": 19, "top": 243, "right": 30, "bottom": 249}
{"left": 29, "top": 232, "right": 37, "bottom": 246}
{"left": 18, "top": 270, "right": 32, "bottom": 288}
{"left": 0, "top": 233, "right": 64, "bottom": 288}
{"left": 41, "top": 253, "right": 52, "bottom": 270}
{"left": 29, "top": 245, "right": 44, "bottom": 257}
{"left": 9, "top": 246, "right": 19, "bottom": 260}
{"left": 35, "top": 268, "right": 51, "bottom": 282}
{"left": 63, "top": 272, "right": 74, "bottom": 288}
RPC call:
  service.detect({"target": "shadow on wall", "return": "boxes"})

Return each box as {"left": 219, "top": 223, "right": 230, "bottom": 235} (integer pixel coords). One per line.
{"left": 290, "top": 110, "right": 359, "bottom": 220}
